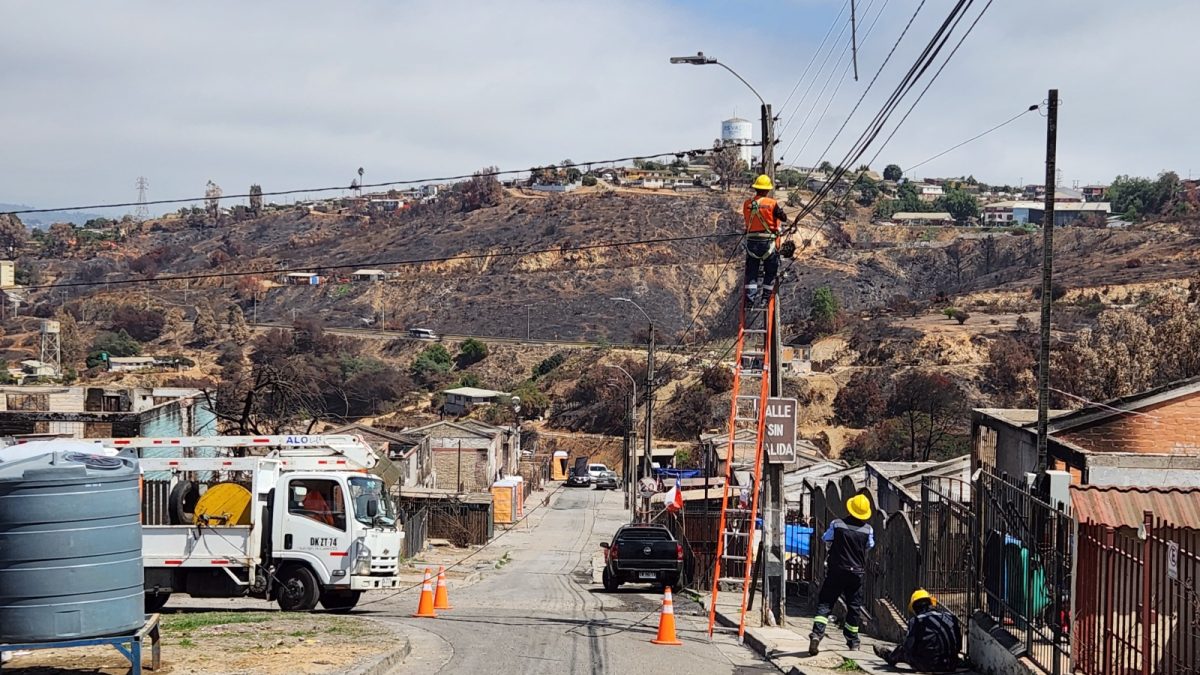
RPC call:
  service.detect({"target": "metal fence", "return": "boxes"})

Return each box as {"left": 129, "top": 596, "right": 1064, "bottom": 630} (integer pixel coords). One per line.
{"left": 920, "top": 476, "right": 974, "bottom": 628}
{"left": 655, "top": 509, "right": 727, "bottom": 591}
{"left": 974, "top": 470, "right": 1072, "bottom": 674}
{"left": 400, "top": 507, "right": 429, "bottom": 559}
{"left": 397, "top": 499, "right": 494, "bottom": 547}
{"left": 1075, "top": 513, "right": 1200, "bottom": 675}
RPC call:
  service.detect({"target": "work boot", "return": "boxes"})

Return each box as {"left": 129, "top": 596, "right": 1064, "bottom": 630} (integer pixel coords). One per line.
{"left": 744, "top": 288, "right": 759, "bottom": 306}
{"left": 761, "top": 287, "right": 774, "bottom": 305}
{"left": 808, "top": 633, "right": 822, "bottom": 656}
{"left": 846, "top": 637, "right": 861, "bottom": 650}
{"left": 873, "top": 644, "right": 896, "bottom": 664}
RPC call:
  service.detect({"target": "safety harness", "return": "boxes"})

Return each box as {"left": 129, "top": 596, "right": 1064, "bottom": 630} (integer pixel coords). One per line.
{"left": 746, "top": 199, "right": 779, "bottom": 260}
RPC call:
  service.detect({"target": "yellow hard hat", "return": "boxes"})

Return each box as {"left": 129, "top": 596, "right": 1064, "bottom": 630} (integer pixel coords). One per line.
{"left": 909, "top": 588, "right": 937, "bottom": 613}
{"left": 846, "top": 494, "right": 871, "bottom": 520}
{"left": 752, "top": 175, "right": 774, "bottom": 191}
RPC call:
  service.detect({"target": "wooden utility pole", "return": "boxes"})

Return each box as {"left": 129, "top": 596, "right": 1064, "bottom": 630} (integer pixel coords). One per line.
{"left": 1036, "top": 89, "right": 1058, "bottom": 475}
{"left": 642, "top": 326, "right": 656, "bottom": 502}
{"left": 762, "top": 101, "right": 785, "bottom": 627}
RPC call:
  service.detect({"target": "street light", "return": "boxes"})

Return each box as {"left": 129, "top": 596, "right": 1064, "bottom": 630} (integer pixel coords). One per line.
{"left": 669, "top": 51, "right": 774, "bottom": 180}
{"left": 611, "top": 297, "right": 656, "bottom": 508}
{"left": 607, "top": 364, "right": 638, "bottom": 518}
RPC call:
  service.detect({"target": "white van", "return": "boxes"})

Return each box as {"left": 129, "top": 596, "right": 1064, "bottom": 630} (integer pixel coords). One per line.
{"left": 407, "top": 328, "right": 438, "bottom": 340}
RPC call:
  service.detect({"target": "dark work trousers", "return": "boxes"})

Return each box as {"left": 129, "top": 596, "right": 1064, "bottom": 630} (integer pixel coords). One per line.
{"left": 884, "top": 645, "right": 960, "bottom": 673}
{"left": 744, "top": 238, "right": 779, "bottom": 291}
{"left": 811, "top": 568, "right": 865, "bottom": 641}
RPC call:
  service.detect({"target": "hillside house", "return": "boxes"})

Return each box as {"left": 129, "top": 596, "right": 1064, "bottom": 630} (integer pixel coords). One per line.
{"left": 351, "top": 269, "right": 387, "bottom": 282}
{"left": 1011, "top": 201, "right": 1111, "bottom": 226}
{"left": 1081, "top": 185, "right": 1108, "bottom": 201}
{"left": 442, "top": 387, "right": 509, "bottom": 415}
{"left": 891, "top": 212, "right": 955, "bottom": 226}
{"left": 284, "top": 272, "right": 320, "bottom": 285}
{"left": 0, "top": 386, "right": 215, "bottom": 440}
{"left": 19, "top": 360, "right": 57, "bottom": 380}
{"left": 0, "top": 261, "right": 14, "bottom": 289}
{"left": 982, "top": 201, "right": 1018, "bottom": 225}
{"left": 107, "top": 356, "right": 160, "bottom": 373}
{"left": 973, "top": 376, "right": 1200, "bottom": 487}
{"left": 402, "top": 419, "right": 519, "bottom": 493}
{"left": 917, "top": 184, "right": 944, "bottom": 202}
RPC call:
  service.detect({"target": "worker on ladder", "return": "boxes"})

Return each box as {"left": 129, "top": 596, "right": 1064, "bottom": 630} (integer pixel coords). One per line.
{"left": 742, "top": 174, "right": 789, "bottom": 306}
{"left": 809, "top": 493, "right": 875, "bottom": 655}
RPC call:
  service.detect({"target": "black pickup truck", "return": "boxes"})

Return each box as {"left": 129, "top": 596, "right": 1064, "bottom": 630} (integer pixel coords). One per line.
{"left": 600, "top": 524, "right": 684, "bottom": 591}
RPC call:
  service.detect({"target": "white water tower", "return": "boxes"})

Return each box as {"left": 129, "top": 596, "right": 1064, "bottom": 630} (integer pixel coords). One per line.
{"left": 721, "top": 117, "right": 754, "bottom": 168}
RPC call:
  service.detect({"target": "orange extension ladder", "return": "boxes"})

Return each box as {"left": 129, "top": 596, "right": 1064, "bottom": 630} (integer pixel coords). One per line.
{"left": 706, "top": 292, "right": 775, "bottom": 643}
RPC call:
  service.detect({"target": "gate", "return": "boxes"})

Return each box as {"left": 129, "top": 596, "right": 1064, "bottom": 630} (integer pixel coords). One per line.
{"left": 921, "top": 476, "right": 973, "bottom": 627}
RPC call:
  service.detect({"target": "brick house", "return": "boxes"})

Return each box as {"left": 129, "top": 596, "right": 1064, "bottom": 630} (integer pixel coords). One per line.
{"left": 972, "top": 376, "right": 1200, "bottom": 486}
{"left": 402, "top": 420, "right": 519, "bottom": 493}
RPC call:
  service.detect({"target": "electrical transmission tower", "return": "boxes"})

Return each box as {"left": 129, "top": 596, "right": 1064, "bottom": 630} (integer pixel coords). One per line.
{"left": 134, "top": 177, "right": 150, "bottom": 221}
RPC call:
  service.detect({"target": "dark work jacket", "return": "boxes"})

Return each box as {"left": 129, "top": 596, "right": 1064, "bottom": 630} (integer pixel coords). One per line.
{"left": 901, "top": 609, "right": 962, "bottom": 671}
{"left": 824, "top": 516, "right": 874, "bottom": 575}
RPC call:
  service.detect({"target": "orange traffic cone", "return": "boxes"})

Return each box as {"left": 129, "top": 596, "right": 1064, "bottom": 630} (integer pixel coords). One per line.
{"left": 650, "top": 586, "right": 683, "bottom": 645}
{"left": 434, "top": 566, "right": 453, "bottom": 610}
{"left": 412, "top": 568, "right": 437, "bottom": 618}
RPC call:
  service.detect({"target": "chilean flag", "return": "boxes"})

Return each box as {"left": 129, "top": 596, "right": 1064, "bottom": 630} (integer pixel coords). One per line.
{"left": 665, "top": 478, "right": 683, "bottom": 513}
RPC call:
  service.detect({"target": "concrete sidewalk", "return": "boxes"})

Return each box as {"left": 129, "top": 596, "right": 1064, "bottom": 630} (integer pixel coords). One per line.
{"left": 704, "top": 594, "right": 981, "bottom": 675}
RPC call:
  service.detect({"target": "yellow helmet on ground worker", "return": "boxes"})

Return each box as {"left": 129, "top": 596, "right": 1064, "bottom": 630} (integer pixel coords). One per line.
{"left": 752, "top": 174, "right": 774, "bottom": 191}
{"left": 909, "top": 588, "right": 938, "bottom": 613}
{"left": 846, "top": 494, "right": 872, "bottom": 520}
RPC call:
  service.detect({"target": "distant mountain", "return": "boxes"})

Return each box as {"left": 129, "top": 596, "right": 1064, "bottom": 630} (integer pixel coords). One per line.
{"left": 0, "top": 203, "right": 115, "bottom": 228}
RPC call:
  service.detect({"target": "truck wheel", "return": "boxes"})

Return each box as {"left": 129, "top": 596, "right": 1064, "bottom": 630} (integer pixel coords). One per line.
{"left": 168, "top": 480, "right": 200, "bottom": 525}
{"left": 144, "top": 591, "right": 171, "bottom": 613}
{"left": 602, "top": 568, "right": 620, "bottom": 592}
{"left": 277, "top": 566, "right": 320, "bottom": 611}
{"left": 318, "top": 590, "right": 362, "bottom": 613}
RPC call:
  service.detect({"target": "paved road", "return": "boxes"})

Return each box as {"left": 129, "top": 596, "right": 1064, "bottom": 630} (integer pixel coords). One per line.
{"left": 374, "top": 488, "right": 771, "bottom": 674}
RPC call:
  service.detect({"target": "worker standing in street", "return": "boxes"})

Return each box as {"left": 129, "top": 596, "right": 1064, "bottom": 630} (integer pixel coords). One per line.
{"left": 809, "top": 493, "right": 875, "bottom": 655}
{"left": 742, "top": 174, "right": 788, "bottom": 305}
{"left": 873, "top": 589, "right": 962, "bottom": 672}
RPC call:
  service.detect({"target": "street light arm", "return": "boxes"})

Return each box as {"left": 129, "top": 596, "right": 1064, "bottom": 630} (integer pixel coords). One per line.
{"left": 713, "top": 61, "right": 766, "bottom": 107}
{"left": 606, "top": 364, "right": 637, "bottom": 402}
{"left": 611, "top": 297, "right": 654, "bottom": 329}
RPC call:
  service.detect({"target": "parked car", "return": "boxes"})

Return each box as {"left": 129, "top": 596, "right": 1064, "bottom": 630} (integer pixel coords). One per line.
{"left": 592, "top": 470, "right": 619, "bottom": 490}
{"left": 587, "top": 463, "right": 610, "bottom": 481}
{"left": 600, "top": 524, "right": 684, "bottom": 591}
{"left": 566, "top": 467, "right": 590, "bottom": 488}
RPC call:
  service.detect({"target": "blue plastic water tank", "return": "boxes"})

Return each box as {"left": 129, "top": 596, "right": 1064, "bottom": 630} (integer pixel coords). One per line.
{"left": 0, "top": 451, "right": 144, "bottom": 642}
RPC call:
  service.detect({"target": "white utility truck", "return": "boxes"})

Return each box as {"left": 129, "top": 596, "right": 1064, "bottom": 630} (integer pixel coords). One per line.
{"left": 100, "top": 435, "right": 404, "bottom": 613}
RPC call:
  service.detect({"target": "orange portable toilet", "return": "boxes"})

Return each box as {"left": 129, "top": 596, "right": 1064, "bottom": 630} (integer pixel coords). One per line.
{"left": 491, "top": 479, "right": 517, "bottom": 525}
{"left": 551, "top": 451, "right": 569, "bottom": 481}
{"left": 511, "top": 475, "right": 525, "bottom": 519}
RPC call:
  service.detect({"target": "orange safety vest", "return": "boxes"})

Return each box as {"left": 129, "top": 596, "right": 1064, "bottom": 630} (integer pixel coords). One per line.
{"left": 743, "top": 197, "right": 782, "bottom": 237}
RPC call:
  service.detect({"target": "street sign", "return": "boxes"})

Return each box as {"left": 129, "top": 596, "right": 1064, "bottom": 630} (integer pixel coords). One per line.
{"left": 1168, "top": 540, "right": 1179, "bottom": 581}
{"left": 759, "top": 397, "right": 798, "bottom": 464}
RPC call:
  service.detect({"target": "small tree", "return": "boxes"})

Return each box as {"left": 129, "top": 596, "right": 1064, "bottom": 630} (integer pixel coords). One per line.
{"left": 227, "top": 305, "right": 251, "bottom": 343}
{"left": 0, "top": 214, "right": 28, "bottom": 256}
{"left": 951, "top": 309, "right": 970, "bottom": 325}
{"left": 249, "top": 184, "right": 264, "bottom": 216}
{"left": 883, "top": 164, "right": 903, "bottom": 181}
{"left": 192, "top": 306, "right": 218, "bottom": 346}
{"left": 810, "top": 286, "right": 844, "bottom": 337}
{"left": 204, "top": 180, "right": 223, "bottom": 219}
{"left": 163, "top": 307, "right": 185, "bottom": 346}
{"left": 834, "top": 372, "right": 888, "bottom": 428}
{"left": 111, "top": 305, "right": 166, "bottom": 342}
{"left": 56, "top": 309, "right": 86, "bottom": 367}
{"left": 457, "top": 338, "right": 489, "bottom": 366}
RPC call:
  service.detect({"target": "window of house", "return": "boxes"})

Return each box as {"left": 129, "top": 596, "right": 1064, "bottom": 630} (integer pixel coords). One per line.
{"left": 288, "top": 479, "right": 347, "bottom": 530}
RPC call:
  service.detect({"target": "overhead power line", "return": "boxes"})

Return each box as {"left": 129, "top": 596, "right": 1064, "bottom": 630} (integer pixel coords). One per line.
{"left": 0, "top": 145, "right": 723, "bottom": 217}
{"left": 903, "top": 104, "right": 1040, "bottom": 175}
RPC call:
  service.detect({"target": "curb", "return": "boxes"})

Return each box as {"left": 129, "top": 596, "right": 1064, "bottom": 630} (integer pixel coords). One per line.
{"left": 707, "top": 603, "right": 783, "bottom": 672}
{"left": 346, "top": 633, "right": 411, "bottom": 675}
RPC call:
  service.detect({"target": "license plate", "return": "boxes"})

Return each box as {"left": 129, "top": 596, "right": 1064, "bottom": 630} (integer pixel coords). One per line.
{"left": 638, "top": 572, "right": 657, "bottom": 580}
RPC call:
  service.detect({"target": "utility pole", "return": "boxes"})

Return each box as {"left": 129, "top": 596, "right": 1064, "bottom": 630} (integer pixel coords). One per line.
{"left": 642, "top": 325, "right": 656, "bottom": 517}
{"left": 763, "top": 99, "right": 784, "bottom": 627}
{"left": 457, "top": 439, "right": 464, "bottom": 494}
{"left": 761, "top": 104, "right": 775, "bottom": 181}
{"left": 1036, "top": 89, "right": 1059, "bottom": 475}
{"left": 526, "top": 305, "right": 531, "bottom": 341}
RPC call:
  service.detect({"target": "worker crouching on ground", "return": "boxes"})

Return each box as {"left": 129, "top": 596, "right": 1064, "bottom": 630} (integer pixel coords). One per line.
{"left": 809, "top": 493, "right": 875, "bottom": 654}
{"left": 873, "top": 589, "right": 963, "bottom": 672}
{"left": 742, "top": 174, "right": 788, "bottom": 305}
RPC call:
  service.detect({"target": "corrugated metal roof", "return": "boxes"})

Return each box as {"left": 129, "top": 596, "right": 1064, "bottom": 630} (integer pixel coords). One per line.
{"left": 1071, "top": 485, "right": 1200, "bottom": 529}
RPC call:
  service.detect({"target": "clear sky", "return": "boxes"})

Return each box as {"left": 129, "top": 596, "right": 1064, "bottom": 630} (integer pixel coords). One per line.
{"left": 2, "top": 0, "right": 1196, "bottom": 212}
